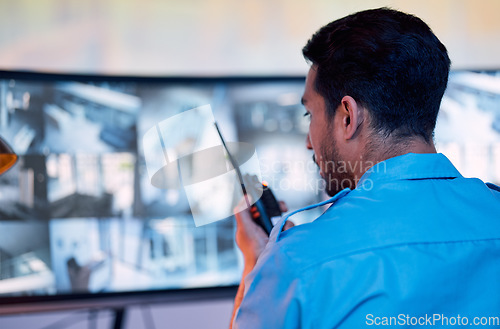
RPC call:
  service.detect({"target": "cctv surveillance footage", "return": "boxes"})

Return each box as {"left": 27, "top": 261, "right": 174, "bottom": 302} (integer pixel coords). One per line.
{"left": 0, "top": 70, "right": 499, "bottom": 301}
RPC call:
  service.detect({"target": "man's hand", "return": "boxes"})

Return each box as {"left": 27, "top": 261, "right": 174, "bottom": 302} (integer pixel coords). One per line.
{"left": 230, "top": 199, "right": 292, "bottom": 329}
{"left": 234, "top": 199, "right": 291, "bottom": 270}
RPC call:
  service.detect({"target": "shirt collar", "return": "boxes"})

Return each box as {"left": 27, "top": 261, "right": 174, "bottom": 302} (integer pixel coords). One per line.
{"left": 357, "top": 153, "right": 462, "bottom": 188}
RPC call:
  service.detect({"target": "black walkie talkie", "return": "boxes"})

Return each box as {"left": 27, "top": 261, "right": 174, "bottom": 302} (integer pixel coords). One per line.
{"left": 214, "top": 122, "right": 282, "bottom": 235}
{"left": 243, "top": 174, "right": 282, "bottom": 235}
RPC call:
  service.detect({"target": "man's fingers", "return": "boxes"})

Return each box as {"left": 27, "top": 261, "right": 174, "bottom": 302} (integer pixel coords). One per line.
{"left": 282, "top": 220, "right": 295, "bottom": 231}
{"left": 278, "top": 201, "right": 288, "bottom": 213}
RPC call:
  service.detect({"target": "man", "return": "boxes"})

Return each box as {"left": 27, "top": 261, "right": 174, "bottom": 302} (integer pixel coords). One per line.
{"left": 230, "top": 7, "right": 500, "bottom": 329}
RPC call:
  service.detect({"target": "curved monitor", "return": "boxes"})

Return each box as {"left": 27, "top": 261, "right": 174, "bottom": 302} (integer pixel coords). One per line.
{"left": 0, "top": 70, "right": 321, "bottom": 314}
{"left": 1, "top": 69, "right": 499, "bottom": 314}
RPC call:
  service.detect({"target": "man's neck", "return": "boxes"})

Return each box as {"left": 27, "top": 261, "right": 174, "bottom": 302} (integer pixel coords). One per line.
{"left": 353, "top": 137, "right": 437, "bottom": 185}
{"left": 378, "top": 138, "right": 437, "bottom": 158}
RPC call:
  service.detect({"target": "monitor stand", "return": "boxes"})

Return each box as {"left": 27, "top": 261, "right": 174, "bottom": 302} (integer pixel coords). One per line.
{"left": 112, "top": 308, "right": 126, "bottom": 329}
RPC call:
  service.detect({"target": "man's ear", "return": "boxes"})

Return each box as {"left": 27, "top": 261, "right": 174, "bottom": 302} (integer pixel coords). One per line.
{"left": 339, "top": 95, "right": 365, "bottom": 140}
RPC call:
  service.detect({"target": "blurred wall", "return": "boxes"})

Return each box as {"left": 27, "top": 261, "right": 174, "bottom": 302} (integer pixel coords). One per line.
{"left": 0, "top": 0, "right": 499, "bottom": 76}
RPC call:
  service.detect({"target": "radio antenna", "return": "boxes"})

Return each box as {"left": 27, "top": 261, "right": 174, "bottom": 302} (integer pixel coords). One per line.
{"left": 214, "top": 122, "right": 251, "bottom": 208}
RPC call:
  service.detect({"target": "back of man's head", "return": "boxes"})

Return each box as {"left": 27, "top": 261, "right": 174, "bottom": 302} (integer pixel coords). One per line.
{"left": 302, "top": 7, "right": 451, "bottom": 143}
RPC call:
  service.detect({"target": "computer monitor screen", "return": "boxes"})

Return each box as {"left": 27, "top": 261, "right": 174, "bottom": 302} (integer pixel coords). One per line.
{"left": 0, "top": 71, "right": 320, "bottom": 310}
{"left": 434, "top": 71, "right": 500, "bottom": 184}
{"left": 0, "top": 69, "right": 498, "bottom": 311}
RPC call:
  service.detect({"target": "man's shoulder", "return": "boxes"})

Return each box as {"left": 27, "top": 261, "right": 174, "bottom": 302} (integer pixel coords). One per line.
{"left": 486, "top": 182, "right": 500, "bottom": 194}
{"left": 270, "top": 176, "right": 500, "bottom": 273}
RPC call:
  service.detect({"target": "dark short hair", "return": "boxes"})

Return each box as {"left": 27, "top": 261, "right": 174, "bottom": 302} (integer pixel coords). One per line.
{"left": 302, "top": 7, "right": 451, "bottom": 142}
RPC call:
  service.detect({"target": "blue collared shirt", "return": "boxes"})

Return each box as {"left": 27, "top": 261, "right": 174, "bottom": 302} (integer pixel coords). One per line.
{"left": 234, "top": 153, "right": 500, "bottom": 328}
